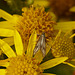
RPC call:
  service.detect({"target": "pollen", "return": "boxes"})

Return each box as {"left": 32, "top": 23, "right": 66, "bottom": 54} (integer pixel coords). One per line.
{"left": 15, "top": 6, "right": 56, "bottom": 49}
{"left": 5, "top": 55, "right": 43, "bottom": 75}
{"left": 51, "top": 35, "right": 75, "bottom": 62}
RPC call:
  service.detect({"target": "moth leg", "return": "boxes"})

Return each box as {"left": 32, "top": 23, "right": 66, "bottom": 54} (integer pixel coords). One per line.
{"left": 63, "top": 62, "right": 75, "bottom": 68}
{"left": 51, "top": 30, "right": 61, "bottom": 47}
{"left": 55, "top": 30, "right": 61, "bottom": 40}
{"left": 64, "top": 30, "right": 72, "bottom": 36}
{"left": 69, "top": 33, "right": 75, "bottom": 38}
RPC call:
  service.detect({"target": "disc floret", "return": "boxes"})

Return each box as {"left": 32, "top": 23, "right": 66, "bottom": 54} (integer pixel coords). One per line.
{"left": 6, "top": 55, "right": 43, "bottom": 75}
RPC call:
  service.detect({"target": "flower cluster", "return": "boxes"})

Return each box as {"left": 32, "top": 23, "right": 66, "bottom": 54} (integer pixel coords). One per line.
{"left": 0, "top": 30, "right": 68, "bottom": 75}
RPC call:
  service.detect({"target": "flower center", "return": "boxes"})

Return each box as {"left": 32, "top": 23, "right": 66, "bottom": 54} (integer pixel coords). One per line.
{"left": 51, "top": 36, "right": 75, "bottom": 61}
{"left": 5, "top": 55, "right": 43, "bottom": 75}
{"left": 15, "top": 6, "right": 56, "bottom": 50}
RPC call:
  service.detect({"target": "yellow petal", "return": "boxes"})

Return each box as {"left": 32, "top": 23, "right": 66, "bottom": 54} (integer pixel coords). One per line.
{"left": 27, "top": 0, "right": 34, "bottom": 5}
{"left": 54, "top": 21, "right": 75, "bottom": 32}
{"left": 12, "top": 15, "right": 21, "bottom": 24}
{"left": 63, "top": 62, "right": 75, "bottom": 68}
{"left": 2, "top": 37, "right": 14, "bottom": 46}
{"left": 27, "top": 31, "right": 37, "bottom": 57}
{"left": 34, "top": 50, "right": 43, "bottom": 62}
{"left": 0, "top": 21, "right": 14, "bottom": 29}
{"left": 46, "top": 40, "right": 53, "bottom": 54}
{"left": 33, "top": 0, "right": 49, "bottom": 7}
{"left": 0, "top": 28, "right": 14, "bottom": 37}
{"left": 43, "top": 73, "right": 56, "bottom": 75}
{"left": 69, "top": 6, "right": 75, "bottom": 12}
{"left": 0, "top": 39, "right": 16, "bottom": 58}
{"left": 14, "top": 30, "right": 24, "bottom": 55}
{"left": 51, "top": 30, "right": 61, "bottom": 46}
{"left": 55, "top": 30, "right": 61, "bottom": 40}
{"left": 0, "top": 69, "right": 6, "bottom": 75}
{"left": 0, "top": 9, "right": 13, "bottom": 21}
{"left": 49, "top": 12, "right": 57, "bottom": 21}
{"left": 40, "top": 57, "right": 68, "bottom": 69}
{"left": 0, "top": 59, "right": 9, "bottom": 67}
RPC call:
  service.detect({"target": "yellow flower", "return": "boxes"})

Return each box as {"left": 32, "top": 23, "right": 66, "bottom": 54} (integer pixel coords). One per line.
{"left": 51, "top": 30, "right": 75, "bottom": 67}
{"left": 0, "top": 6, "right": 56, "bottom": 51}
{"left": 33, "top": 0, "right": 49, "bottom": 7}
{"left": 48, "top": 0, "right": 75, "bottom": 17}
{"left": 0, "top": 30, "right": 68, "bottom": 75}
{"left": 54, "top": 21, "right": 75, "bottom": 33}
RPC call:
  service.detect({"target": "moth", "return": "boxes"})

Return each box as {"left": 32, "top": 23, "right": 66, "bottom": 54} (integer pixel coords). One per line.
{"left": 33, "top": 33, "right": 46, "bottom": 57}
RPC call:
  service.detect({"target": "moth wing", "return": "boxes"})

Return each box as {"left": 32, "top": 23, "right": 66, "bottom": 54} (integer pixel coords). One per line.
{"left": 33, "top": 33, "right": 46, "bottom": 57}
{"left": 33, "top": 39, "right": 41, "bottom": 56}
{"left": 40, "top": 33, "right": 46, "bottom": 57}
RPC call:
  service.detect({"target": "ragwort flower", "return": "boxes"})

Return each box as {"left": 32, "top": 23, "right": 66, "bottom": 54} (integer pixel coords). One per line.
{"left": 51, "top": 30, "right": 75, "bottom": 67}
{"left": 54, "top": 21, "right": 75, "bottom": 33}
{"left": 0, "top": 30, "right": 68, "bottom": 75}
{"left": 33, "top": 0, "right": 49, "bottom": 7}
{"left": 0, "top": 6, "right": 56, "bottom": 51}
